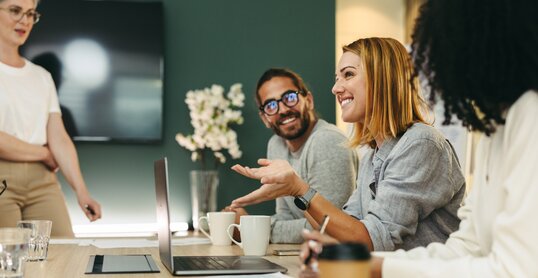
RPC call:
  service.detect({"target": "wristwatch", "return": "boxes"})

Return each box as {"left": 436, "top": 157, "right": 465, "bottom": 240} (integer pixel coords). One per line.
{"left": 294, "top": 187, "right": 317, "bottom": 210}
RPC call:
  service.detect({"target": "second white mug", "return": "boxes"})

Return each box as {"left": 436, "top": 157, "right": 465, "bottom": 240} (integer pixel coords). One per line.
{"left": 198, "top": 212, "right": 236, "bottom": 245}
{"left": 226, "top": 215, "right": 271, "bottom": 256}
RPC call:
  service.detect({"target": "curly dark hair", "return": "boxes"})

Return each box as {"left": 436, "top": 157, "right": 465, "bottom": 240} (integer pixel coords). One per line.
{"left": 411, "top": 0, "right": 538, "bottom": 135}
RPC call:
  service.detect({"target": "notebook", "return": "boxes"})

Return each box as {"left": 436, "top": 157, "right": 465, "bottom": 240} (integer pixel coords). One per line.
{"left": 85, "top": 254, "right": 159, "bottom": 274}
{"left": 154, "top": 157, "right": 288, "bottom": 276}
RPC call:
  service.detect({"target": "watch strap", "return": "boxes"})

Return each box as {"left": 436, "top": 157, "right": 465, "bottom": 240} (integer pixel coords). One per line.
{"left": 294, "top": 187, "right": 317, "bottom": 210}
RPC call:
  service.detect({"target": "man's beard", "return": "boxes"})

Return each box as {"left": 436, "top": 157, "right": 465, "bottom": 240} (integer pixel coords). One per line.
{"left": 270, "top": 110, "right": 311, "bottom": 140}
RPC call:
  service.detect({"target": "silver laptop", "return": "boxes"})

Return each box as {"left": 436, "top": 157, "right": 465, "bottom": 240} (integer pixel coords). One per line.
{"left": 154, "top": 157, "right": 288, "bottom": 276}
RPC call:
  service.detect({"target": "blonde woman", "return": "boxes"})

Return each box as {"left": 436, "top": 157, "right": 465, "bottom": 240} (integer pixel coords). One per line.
{"left": 230, "top": 37, "right": 465, "bottom": 251}
{"left": 0, "top": 0, "right": 101, "bottom": 237}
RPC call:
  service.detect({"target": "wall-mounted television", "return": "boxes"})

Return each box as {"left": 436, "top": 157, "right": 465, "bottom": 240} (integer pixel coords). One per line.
{"left": 22, "top": 0, "right": 164, "bottom": 143}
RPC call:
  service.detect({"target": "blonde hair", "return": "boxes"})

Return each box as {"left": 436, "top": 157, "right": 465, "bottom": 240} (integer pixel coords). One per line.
{"left": 343, "top": 37, "right": 429, "bottom": 148}
{"left": 0, "top": 0, "right": 40, "bottom": 6}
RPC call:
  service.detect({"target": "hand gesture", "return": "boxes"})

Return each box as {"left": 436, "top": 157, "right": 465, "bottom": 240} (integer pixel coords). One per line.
{"left": 230, "top": 159, "right": 308, "bottom": 208}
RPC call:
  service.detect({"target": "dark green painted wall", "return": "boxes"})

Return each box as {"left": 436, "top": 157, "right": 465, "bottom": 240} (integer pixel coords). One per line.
{"left": 61, "top": 0, "right": 336, "bottom": 225}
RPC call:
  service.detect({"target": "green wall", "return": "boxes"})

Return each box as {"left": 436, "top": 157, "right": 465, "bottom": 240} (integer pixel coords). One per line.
{"left": 61, "top": 0, "right": 336, "bottom": 226}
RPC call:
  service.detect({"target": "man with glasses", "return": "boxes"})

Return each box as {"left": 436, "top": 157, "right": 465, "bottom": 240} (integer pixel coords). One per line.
{"left": 226, "top": 68, "right": 358, "bottom": 243}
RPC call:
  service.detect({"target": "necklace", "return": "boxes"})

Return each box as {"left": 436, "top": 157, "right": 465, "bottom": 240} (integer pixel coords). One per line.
{"left": 484, "top": 135, "right": 495, "bottom": 184}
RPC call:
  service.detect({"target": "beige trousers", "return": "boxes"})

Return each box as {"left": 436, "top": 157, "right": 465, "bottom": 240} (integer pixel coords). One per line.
{"left": 0, "top": 159, "right": 74, "bottom": 238}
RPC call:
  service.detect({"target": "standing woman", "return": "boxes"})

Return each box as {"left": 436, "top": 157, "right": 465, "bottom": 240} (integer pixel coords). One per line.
{"left": 0, "top": 0, "right": 101, "bottom": 237}
{"left": 231, "top": 37, "right": 466, "bottom": 251}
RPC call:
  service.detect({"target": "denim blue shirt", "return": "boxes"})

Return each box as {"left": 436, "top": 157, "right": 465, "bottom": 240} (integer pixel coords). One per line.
{"left": 343, "top": 123, "right": 465, "bottom": 251}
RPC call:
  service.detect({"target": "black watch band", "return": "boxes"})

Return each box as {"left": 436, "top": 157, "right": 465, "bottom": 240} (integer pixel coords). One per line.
{"left": 294, "top": 187, "right": 317, "bottom": 210}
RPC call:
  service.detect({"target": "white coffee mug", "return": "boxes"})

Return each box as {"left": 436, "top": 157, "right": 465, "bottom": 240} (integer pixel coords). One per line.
{"left": 198, "top": 212, "right": 236, "bottom": 245}
{"left": 226, "top": 215, "right": 270, "bottom": 256}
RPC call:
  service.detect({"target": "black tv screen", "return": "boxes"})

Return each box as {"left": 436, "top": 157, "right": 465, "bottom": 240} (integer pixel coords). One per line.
{"left": 22, "top": 0, "right": 164, "bottom": 143}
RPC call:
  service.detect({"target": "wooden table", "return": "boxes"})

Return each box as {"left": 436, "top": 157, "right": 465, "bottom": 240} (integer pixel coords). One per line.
{"left": 25, "top": 240, "right": 301, "bottom": 278}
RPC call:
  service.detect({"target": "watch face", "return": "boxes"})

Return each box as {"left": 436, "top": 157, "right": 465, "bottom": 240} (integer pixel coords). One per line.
{"left": 294, "top": 197, "right": 307, "bottom": 210}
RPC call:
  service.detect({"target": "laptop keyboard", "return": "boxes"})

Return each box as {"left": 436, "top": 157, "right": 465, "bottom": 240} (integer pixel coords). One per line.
{"left": 175, "top": 256, "right": 229, "bottom": 270}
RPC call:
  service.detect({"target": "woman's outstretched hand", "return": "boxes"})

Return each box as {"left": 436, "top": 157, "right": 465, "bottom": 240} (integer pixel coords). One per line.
{"left": 230, "top": 159, "right": 309, "bottom": 208}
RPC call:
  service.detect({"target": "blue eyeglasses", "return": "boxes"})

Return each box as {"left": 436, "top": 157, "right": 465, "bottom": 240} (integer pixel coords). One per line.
{"left": 259, "top": 90, "right": 304, "bottom": 116}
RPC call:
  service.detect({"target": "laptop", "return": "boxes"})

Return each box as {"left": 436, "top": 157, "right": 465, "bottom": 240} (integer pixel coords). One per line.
{"left": 154, "top": 157, "right": 288, "bottom": 276}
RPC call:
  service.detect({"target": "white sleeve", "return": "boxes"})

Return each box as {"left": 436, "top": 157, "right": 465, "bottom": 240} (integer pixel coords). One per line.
{"left": 383, "top": 92, "right": 538, "bottom": 277}
{"left": 44, "top": 71, "right": 61, "bottom": 114}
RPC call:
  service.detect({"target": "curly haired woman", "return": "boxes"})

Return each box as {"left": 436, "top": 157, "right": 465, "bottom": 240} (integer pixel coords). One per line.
{"left": 302, "top": 0, "right": 538, "bottom": 277}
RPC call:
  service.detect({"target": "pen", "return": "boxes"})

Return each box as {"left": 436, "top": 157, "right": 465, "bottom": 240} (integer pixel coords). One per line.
{"left": 85, "top": 205, "right": 96, "bottom": 216}
{"left": 319, "top": 215, "right": 330, "bottom": 234}
{"left": 304, "top": 215, "right": 330, "bottom": 265}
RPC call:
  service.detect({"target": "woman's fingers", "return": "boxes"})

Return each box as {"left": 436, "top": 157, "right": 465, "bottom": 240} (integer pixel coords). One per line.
{"left": 300, "top": 237, "right": 311, "bottom": 261}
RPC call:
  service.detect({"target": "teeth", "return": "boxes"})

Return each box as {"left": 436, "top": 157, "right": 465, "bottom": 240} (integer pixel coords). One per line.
{"left": 281, "top": 117, "right": 295, "bottom": 124}
{"left": 341, "top": 99, "right": 353, "bottom": 107}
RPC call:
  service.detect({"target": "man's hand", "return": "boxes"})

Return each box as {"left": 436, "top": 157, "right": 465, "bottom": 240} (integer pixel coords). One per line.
{"left": 222, "top": 206, "right": 248, "bottom": 224}
{"left": 222, "top": 206, "right": 248, "bottom": 240}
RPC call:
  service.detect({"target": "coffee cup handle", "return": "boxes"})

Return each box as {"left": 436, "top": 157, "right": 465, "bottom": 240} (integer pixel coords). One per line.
{"left": 198, "top": 216, "right": 211, "bottom": 239}
{"left": 226, "top": 224, "right": 242, "bottom": 248}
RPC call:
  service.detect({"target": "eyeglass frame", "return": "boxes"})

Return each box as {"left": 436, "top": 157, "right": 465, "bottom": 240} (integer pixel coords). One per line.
{"left": 0, "top": 5, "right": 41, "bottom": 24}
{"left": 259, "top": 90, "right": 307, "bottom": 116}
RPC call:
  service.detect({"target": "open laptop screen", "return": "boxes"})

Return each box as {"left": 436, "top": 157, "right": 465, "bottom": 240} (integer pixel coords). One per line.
{"left": 154, "top": 158, "right": 174, "bottom": 273}
{"left": 153, "top": 157, "right": 287, "bottom": 276}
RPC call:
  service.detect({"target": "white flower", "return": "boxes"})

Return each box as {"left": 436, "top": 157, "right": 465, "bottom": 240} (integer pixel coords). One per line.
{"left": 191, "top": 152, "right": 199, "bottom": 162}
{"left": 214, "top": 152, "right": 226, "bottom": 164}
{"left": 175, "top": 134, "right": 197, "bottom": 151}
{"left": 176, "top": 83, "right": 245, "bottom": 169}
{"left": 228, "top": 83, "right": 245, "bottom": 107}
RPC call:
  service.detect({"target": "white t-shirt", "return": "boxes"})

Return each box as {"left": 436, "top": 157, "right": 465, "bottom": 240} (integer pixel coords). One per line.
{"left": 382, "top": 91, "right": 538, "bottom": 277}
{"left": 0, "top": 59, "right": 61, "bottom": 145}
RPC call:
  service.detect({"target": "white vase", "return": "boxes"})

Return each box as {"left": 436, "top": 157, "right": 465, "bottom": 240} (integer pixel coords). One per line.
{"left": 190, "top": 170, "right": 219, "bottom": 231}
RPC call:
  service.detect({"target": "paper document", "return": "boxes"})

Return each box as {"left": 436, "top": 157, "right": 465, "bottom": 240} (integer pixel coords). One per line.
{"left": 50, "top": 237, "right": 210, "bottom": 248}
{"left": 172, "top": 237, "right": 211, "bottom": 245}
{"left": 91, "top": 239, "right": 156, "bottom": 249}
{"left": 49, "top": 238, "right": 93, "bottom": 246}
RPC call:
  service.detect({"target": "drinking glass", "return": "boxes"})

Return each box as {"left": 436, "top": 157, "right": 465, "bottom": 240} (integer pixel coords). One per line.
{"left": 16, "top": 220, "right": 52, "bottom": 261}
{"left": 0, "top": 227, "right": 31, "bottom": 278}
